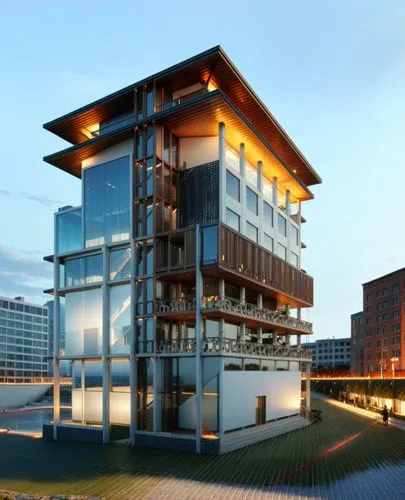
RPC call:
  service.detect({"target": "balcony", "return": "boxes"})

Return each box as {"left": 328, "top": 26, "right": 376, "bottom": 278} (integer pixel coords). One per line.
{"left": 156, "top": 337, "right": 312, "bottom": 361}
{"left": 156, "top": 224, "right": 314, "bottom": 308}
{"left": 157, "top": 296, "right": 313, "bottom": 335}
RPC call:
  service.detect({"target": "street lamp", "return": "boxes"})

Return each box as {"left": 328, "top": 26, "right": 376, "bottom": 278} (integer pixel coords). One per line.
{"left": 391, "top": 357, "right": 399, "bottom": 379}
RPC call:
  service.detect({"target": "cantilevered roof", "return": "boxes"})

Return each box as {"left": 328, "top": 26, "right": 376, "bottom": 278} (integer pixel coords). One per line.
{"left": 44, "top": 46, "right": 321, "bottom": 187}
{"left": 44, "top": 89, "right": 313, "bottom": 202}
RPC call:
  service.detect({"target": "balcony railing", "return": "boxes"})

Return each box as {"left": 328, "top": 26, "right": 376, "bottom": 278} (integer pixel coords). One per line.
{"left": 157, "top": 295, "right": 313, "bottom": 334}
{"left": 155, "top": 337, "right": 312, "bottom": 360}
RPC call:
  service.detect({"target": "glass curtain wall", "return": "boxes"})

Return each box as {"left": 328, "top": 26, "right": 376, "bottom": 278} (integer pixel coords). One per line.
{"left": 63, "top": 289, "right": 102, "bottom": 356}
{"left": 56, "top": 208, "right": 82, "bottom": 254}
{"left": 84, "top": 156, "right": 131, "bottom": 247}
{"left": 109, "top": 284, "right": 131, "bottom": 354}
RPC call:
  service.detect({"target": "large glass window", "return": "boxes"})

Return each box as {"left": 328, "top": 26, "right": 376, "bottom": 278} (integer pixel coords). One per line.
{"left": 84, "top": 156, "right": 130, "bottom": 247}
{"left": 246, "top": 222, "right": 258, "bottom": 243}
{"left": 246, "top": 187, "right": 258, "bottom": 215}
{"left": 263, "top": 202, "right": 274, "bottom": 226}
{"left": 109, "top": 247, "right": 132, "bottom": 281}
{"left": 64, "top": 289, "right": 102, "bottom": 356}
{"left": 226, "top": 208, "right": 240, "bottom": 232}
{"left": 226, "top": 170, "right": 240, "bottom": 202}
{"left": 63, "top": 254, "right": 102, "bottom": 288}
{"left": 110, "top": 285, "right": 131, "bottom": 354}
{"left": 56, "top": 208, "right": 82, "bottom": 254}
{"left": 202, "top": 225, "right": 218, "bottom": 264}
{"left": 263, "top": 177, "right": 273, "bottom": 199}
{"left": 278, "top": 213, "right": 287, "bottom": 237}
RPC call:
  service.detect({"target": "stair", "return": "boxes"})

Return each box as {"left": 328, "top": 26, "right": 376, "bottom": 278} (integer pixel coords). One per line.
{"left": 219, "top": 415, "right": 311, "bottom": 454}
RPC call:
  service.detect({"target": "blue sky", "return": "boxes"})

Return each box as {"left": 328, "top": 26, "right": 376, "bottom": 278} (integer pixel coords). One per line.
{"left": 0, "top": 0, "right": 404, "bottom": 340}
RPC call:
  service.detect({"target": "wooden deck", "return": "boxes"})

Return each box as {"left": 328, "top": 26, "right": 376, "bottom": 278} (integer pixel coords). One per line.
{"left": 0, "top": 398, "right": 405, "bottom": 499}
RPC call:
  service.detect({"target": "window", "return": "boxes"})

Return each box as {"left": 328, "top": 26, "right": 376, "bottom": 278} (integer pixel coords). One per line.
{"left": 246, "top": 222, "right": 258, "bottom": 243}
{"left": 278, "top": 214, "right": 286, "bottom": 237}
{"left": 109, "top": 284, "right": 131, "bottom": 354}
{"left": 202, "top": 225, "right": 218, "bottom": 264}
{"left": 290, "top": 252, "right": 299, "bottom": 268}
{"left": 226, "top": 208, "right": 240, "bottom": 232}
{"left": 392, "top": 297, "right": 399, "bottom": 306}
{"left": 84, "top": 156, "right": 130, "bottom": 247}
{"left": 225, "top": 145, "right": 240, "bottom": 172}
{"left": 393, "top": 284, "right": 400, "bottom": 293}
{"left": 226, "top": 170, "right": 240, "bottom": 201}
{"left": 63, "top": 254, "right": 103, "bottom": 288}
{"left": 392, "top": 323, "right": 400, "bottom": 333}
{"left": 245, "top": 161, "right": 257, "bottom": 187}
{"left": 393, "top": 310, "right": 400, "bottom": 319}
{"left": 56, "top": 208, "right": 82, "bottom": 254}
{"left": 263, "top": 233, "right": 273, "bottom": 253}
{"left": 263, "top": 202, "right": 273, "bottom": 226}
{"left": 278, "top": 243, "right": 287, "bottom": 261}
{"left": 290, "top": 225, "right": 299, "bottom": 246}
{"left": 110, "top": 247, "right": 132, "bottom": 281}
{"left": 263, "top": 177, "right": 272, "bottom": 199}
{"left": 246, "top": 187, "right": 258, "bottom": 215}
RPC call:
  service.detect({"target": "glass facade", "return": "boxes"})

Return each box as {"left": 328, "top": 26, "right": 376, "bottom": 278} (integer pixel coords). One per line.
{"left": 63, "top": 254, "right": 102, "bottom": 288}
{"left": 56, "top": 208, "right": 82, "bottom": 254}
{"left": 84, "top": 156, "right": 131, "bottom": 247}
{"left": 278, "top": 213, "right": 287, "bottom": 236}
{"left": 263, "top": 202, "right": 274, "bottom": 226}
{"left": 109, "top": 247, "right": 132, "bottom": 281}
{"left": 64, "top": 289, "right": 102, "bottom": 356}
{"left": 109, "top": 284, "right": 131, "bottom": 354}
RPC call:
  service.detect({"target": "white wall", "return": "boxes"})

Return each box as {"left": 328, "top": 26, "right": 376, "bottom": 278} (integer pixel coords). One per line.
{"left": 82, "top": 139, "right": 133, "bottom": 169}
{"left": 178, "top": 137, "right": 218, "bottom": 169}
{"left": 72, "top": 388, "right": 130, "bottom": 425}
{"left": 221, "top": 371, "right": 301, "bottom": 431}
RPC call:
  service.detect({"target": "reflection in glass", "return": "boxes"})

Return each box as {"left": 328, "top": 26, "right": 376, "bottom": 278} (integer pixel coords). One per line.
{"left": 84, "top": 156, "right": 130, "bottom": 247}
{"left": 245, "top": 160, "right": 257, "bottom": 187}
{"left": 246, "top": 222, "right": 258, "bottom": 243}
{"left": 110, "top": 247, "right": 132, "bottom": 281}
{"left": 56, "top": 208, "right": 82, "bottom": 254}
{"left": 226, "top": 170, "right": 240, "bottom": 201}
{"left": 64, "top": 254, "right": 102, "bottom": 287}
{"left": 110, "top": 284, "right": 131, "bottom": 354}
{"left": 226, "top": 208, "right": 240, "bottom": 232}
{"left": 64, "top": 289, "right": 102, "bottom": 356}
{"left": 202, "top": 225, "right": 217, "bottom": 264}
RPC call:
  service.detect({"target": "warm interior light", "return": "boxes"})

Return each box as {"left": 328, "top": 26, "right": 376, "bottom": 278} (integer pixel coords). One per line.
{"left": 207, "top": 79, "right": 217, "bottom": 92}
{"left": 80, "top": 123, "right": 100, "bottom": 140}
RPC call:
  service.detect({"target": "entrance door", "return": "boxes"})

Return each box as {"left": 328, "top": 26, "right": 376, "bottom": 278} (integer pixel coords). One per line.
{"left": 256, "top": 396, "right": 266, "bottom": 425}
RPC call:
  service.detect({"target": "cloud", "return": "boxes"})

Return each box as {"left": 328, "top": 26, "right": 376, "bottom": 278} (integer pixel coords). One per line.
{"left": 0, "top": 188, "right": 11, "bottom": 197}
{"left": 19, "top": 192, "right": 64, "bottom": 207}
{"left": 0, "top": 245, "right": 52, "bottom": 303}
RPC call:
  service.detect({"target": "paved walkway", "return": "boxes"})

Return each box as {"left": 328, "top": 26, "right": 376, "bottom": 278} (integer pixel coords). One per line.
{"left": 0, "top": 397, "right": 405, "bottom": 499}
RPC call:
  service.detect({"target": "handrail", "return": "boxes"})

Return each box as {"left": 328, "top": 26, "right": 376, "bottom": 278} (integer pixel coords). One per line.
{"left": 157, "top": 295, "right": 313, "bottom": 334}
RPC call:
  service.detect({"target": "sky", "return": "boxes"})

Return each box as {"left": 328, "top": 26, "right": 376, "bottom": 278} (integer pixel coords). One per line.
{"left": 0, "top": 0, "right": 404, "bottom": 341}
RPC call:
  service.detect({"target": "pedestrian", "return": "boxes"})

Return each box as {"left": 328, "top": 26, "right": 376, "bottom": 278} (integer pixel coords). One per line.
{"left": 381, "top": 405, "right": 389, "bottom": 426}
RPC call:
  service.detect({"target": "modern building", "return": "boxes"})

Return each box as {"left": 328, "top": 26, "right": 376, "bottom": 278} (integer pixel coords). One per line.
{"left": 361, "top": 268, "right": 405, "bottom": 377}
{"left": 0, "top": 296, "right": 48, "bottom": 379}
{"left": 303, "top": 338, "right": 351, "bottom": 372}
{"left": 350, "top": 312, "right": 364, "bottom": 376}
{"left": 43, "top": 46, "right": 321, "bottom": 453}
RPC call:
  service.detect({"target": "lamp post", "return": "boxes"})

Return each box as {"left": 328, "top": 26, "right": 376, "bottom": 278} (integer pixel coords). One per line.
{"left": 391, "top": 357, "right": 399, "bottom": 379}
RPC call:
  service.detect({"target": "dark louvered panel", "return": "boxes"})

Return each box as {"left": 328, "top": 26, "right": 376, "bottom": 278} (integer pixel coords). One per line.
{"left": 179, "top": 161, "right": 219, "bottom": 227}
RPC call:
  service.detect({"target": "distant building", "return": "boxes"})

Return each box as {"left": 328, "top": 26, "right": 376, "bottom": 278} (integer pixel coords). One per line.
{"left": 302, "top": 338, "right": 351, "bottom": 371}
{"left": 0, "top": 296, "right": 48, "bottom": 379}
{"left": 350, "top": 312, "right": 364, "bottom": 376}
{"left": 362, "top": 268, "right": 405, "bottom": 377}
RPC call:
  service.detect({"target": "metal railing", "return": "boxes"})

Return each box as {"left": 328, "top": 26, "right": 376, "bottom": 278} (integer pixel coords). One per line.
{"left": 153, "top": 337, "right": 312, "bottom": 360}
{"left": 0, "top": 376, "right": 72, "bottom": 384}
{"left": 157, "top": 295, "right": 313, "bottom": 334}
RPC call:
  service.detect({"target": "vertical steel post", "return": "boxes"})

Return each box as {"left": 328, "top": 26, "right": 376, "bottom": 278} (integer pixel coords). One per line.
{"left": 195, "top": 224, "right": 203, "bottom": 453}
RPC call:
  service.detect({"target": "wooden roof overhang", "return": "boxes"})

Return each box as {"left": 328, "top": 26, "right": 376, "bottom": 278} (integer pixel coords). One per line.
{"left": 159, "top": 90, "right": 314, "bottom": 202}
{"left": 44, "top": 89, "right": 313, "bottom": 201}
{"left": 43, "top": 46, "right": 321, "bottom": 187}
